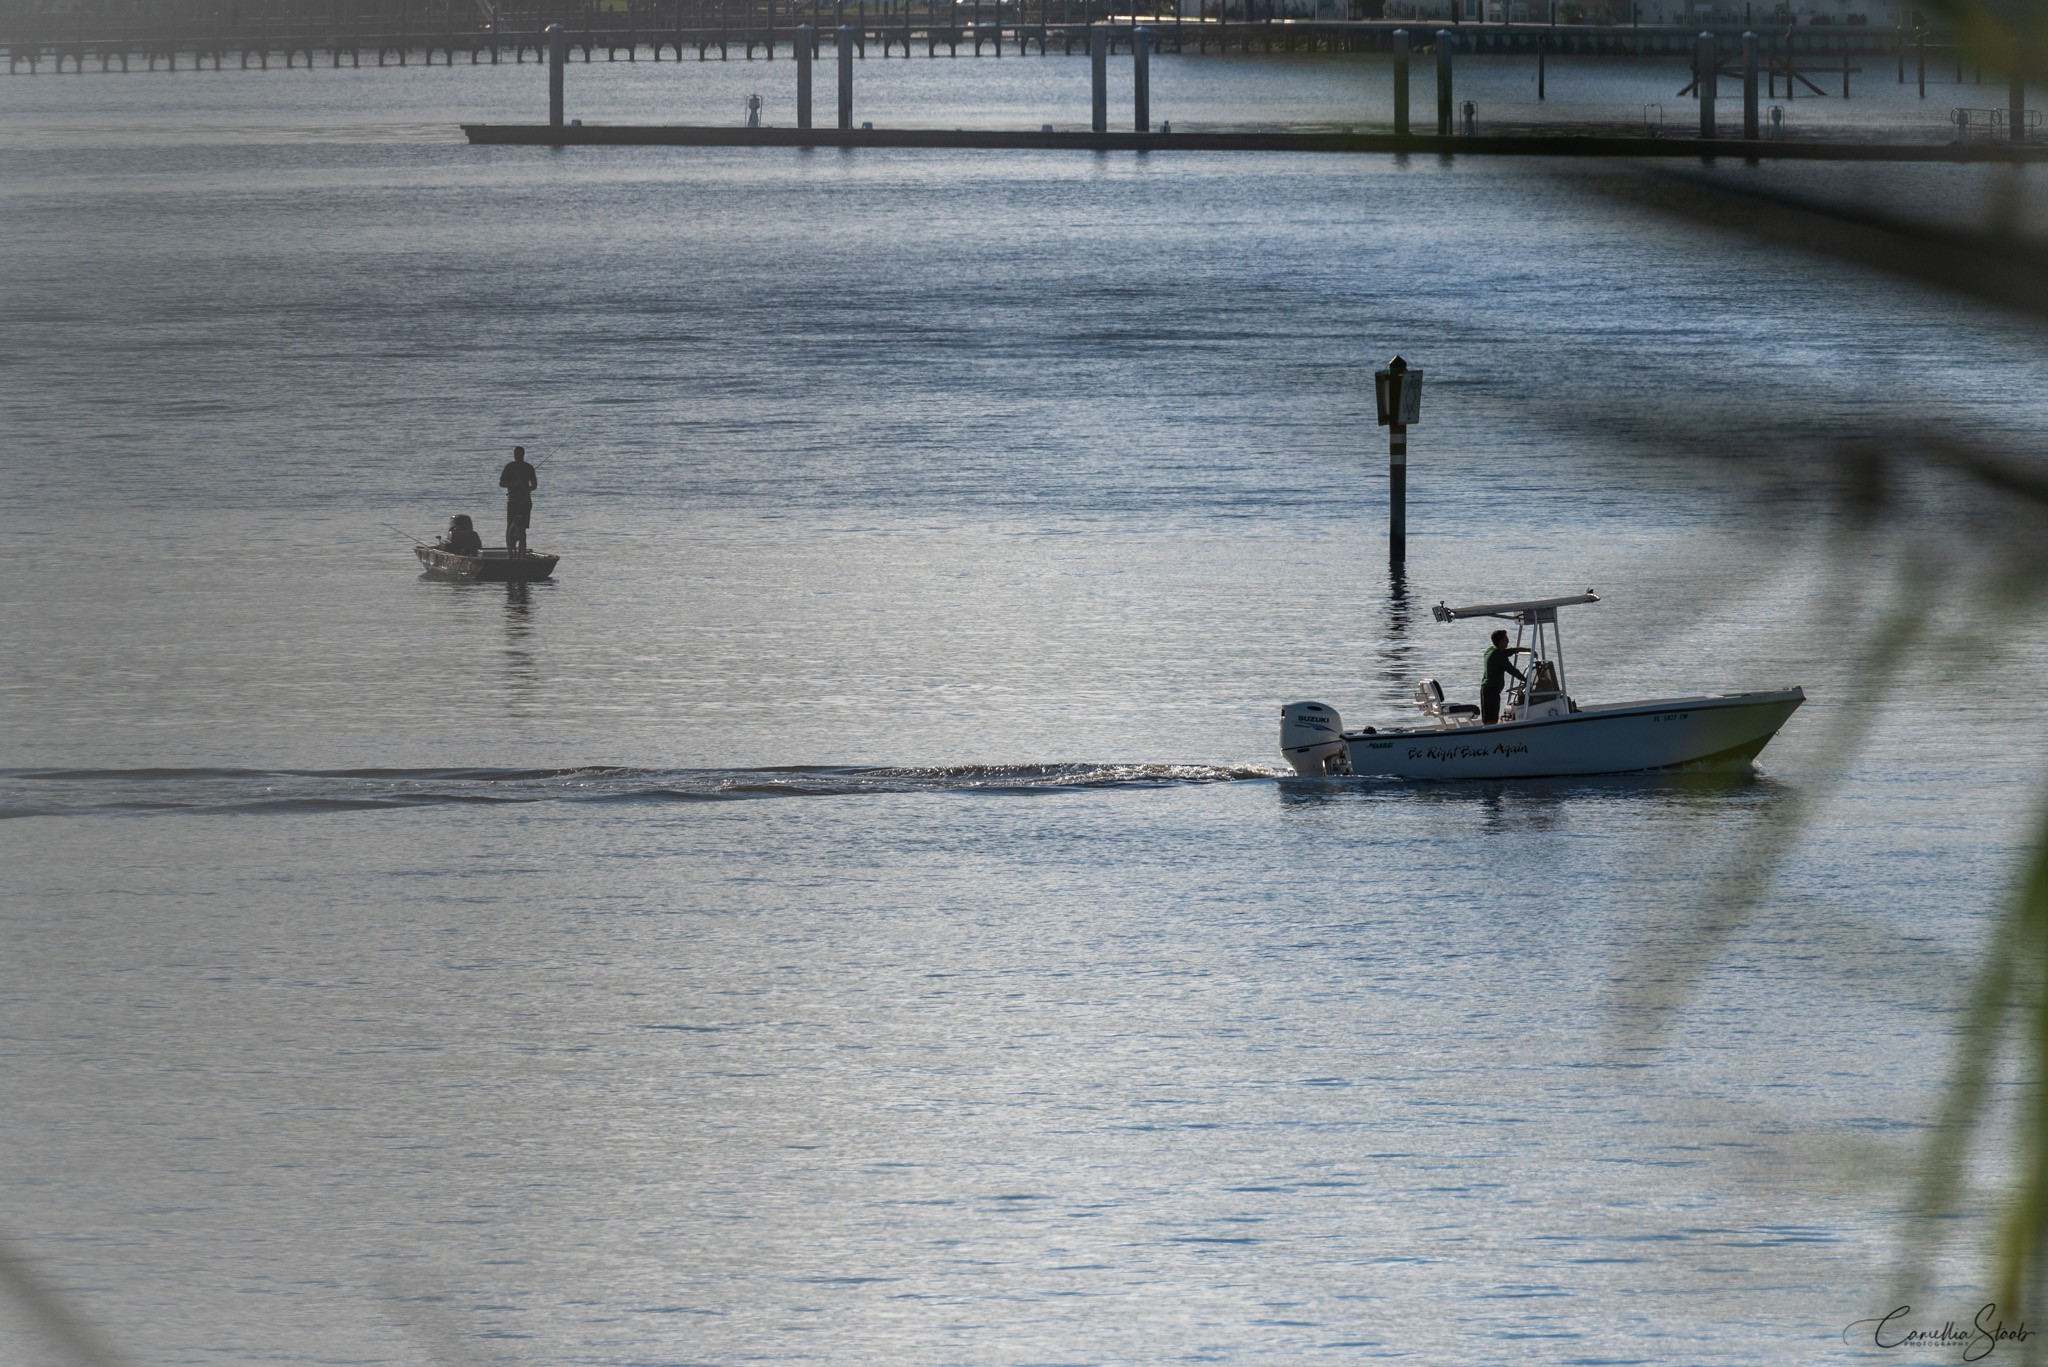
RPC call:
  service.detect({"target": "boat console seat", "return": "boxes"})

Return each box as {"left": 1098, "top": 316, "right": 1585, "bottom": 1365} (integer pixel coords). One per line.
{"left": 1415, "top": 679, "right": 1481, "bottom": 724}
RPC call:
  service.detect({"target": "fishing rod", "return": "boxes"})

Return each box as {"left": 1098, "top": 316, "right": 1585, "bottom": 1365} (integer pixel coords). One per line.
{"left": 382, "top": 522, "right": 428, "bottom": 546}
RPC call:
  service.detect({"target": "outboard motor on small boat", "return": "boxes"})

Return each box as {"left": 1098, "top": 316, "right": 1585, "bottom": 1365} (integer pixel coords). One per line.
{"left": 1280, "top": 701, "right": 1350, "bottom": 777}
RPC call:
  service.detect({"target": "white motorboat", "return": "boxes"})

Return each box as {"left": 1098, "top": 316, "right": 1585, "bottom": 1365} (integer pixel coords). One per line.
{"left": 1280, "top": 592, "right": 1804, "bottom": 780}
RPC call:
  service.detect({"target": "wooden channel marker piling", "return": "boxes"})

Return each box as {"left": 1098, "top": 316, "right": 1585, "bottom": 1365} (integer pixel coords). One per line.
{"left": 1132, "top": 25, "right": 1149, "bottom": 132}
{"left": 1697, "top": 30, "right": 1714, "bottom": 137}
{"left": 1375, "top": 357, "right": 1422, "bottom": 566}
{"left": 1436, "top": 31, "right": 1452, "bottom": 137}
{"left": 837, "top": 23, "right": 853, "bottom": 126}
{"left": 1089, "top": 26, "right": 1106, "bottom": 134}
{"left": 796, "top": 22, "right": 811, "bottom": 126}
{"left": 1392, "top": 29, "right": 1409, "bottom": 135}
{"left": 547, "top": 21, "right": 564, "bottom": 126}
{"left": 1743, "top": 30, "right": 1758, "bottom": 138}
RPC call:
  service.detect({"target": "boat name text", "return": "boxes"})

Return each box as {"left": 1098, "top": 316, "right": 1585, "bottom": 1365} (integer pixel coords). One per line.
{"left": 1408, "top": 742, "right": 1532, "bottom": 762}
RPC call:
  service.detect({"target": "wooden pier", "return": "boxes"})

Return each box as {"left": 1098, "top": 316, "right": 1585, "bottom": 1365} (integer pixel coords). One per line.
{"left": 2, "top": 9, "right": 1924, "bottom": 74}
{"left": 445, "top": 10, "right": 2027, "bottom": 151}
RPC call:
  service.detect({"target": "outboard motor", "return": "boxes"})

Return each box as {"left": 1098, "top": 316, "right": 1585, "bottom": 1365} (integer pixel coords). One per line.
{"left": 1280, "top": 701, "right": 1350, "bottom": 777}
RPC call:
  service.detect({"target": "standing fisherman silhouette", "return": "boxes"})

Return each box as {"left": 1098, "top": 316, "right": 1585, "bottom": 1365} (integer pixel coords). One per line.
{"left": 499, "top": 446, "right": 538, "bottom": 556}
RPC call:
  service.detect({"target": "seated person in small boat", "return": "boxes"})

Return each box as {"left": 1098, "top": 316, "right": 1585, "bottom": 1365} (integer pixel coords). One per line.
{"left": 437, "top": 514, "right": 483, "bottom": 557}
{"left": 1480, "top": 629, "right": 1529, "bottom": 726}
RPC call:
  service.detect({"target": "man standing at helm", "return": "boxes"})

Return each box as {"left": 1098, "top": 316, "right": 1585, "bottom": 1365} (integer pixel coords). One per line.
{"left": 1480, "top": 628, "right": 1529, "bottom": 727}
{"left": 499, "top": 446, "right": 537, "bottom": 555}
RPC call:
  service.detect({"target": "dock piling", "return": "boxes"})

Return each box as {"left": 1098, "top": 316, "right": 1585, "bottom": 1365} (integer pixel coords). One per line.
{"left": 1132, "top": 25, "right": 1150, "bottom": 132}
{"left": 1090, "top": 26, "right": 1106, "bottom": 133}
{"left": 796, "top": 23, "right": 811, "bottom": 126}
{"left": 837, "top": 23, "right": 852, "bottom": 126}
{"left": 1742, "top": 30, "right": 1757, "bottom": 138}
{"left": 546, "top": 22, "right": 564, "bottom": 128}
{"left": 1392, "top": 29, "right": 1409, "bottom": 135}
{"left": 1435, "top": 30, "right": 1451, "bottom": 137}
{"left": 1697, "top": 32, "right": 1714, "bottom": 138}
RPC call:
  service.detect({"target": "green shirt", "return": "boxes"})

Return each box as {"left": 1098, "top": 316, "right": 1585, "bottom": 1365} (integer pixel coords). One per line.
{"left": 1482, "top": 645, "right": 1524, "bottom": 691}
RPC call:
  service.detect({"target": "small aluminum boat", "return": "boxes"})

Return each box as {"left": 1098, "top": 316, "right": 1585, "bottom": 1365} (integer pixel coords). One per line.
{"left": 415, "top": 546, "right": 560, "bottom": 582}
{"left": 1281, "top": 592, "right": 1803, "bottom": 780}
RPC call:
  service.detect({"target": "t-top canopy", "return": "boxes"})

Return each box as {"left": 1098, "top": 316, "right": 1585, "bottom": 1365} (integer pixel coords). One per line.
{"left": 1432, "top": 592, "right": 1599, "bottom": 624}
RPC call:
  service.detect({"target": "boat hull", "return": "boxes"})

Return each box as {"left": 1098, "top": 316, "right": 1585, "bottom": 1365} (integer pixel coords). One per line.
{"left": 415, "top": 546, "right": 559, "bottom": 582}
{"left": 1340, "top": 689, "right": 1804, "bottom": 780}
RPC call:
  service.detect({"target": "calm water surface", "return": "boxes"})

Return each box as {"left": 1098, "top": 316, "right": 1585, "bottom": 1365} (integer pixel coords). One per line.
{"left": 2, "top": 56, "right": 2045, "bottom": 1365}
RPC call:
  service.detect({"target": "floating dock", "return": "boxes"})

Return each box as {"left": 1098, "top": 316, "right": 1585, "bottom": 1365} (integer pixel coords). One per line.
{"left": 460, "top": 124, "right": 2048, "bottom": 160}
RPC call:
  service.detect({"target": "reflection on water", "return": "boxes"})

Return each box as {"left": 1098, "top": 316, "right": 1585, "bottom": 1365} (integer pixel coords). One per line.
{"left": 405, "top": 576, "right": 550, "bottom": 713}
{"left": 1276, "top": 766, "right": 1775, "bottom": 814}
{"left": 1378, "top": 564, "right": 1416, "bottom": 713}
{"left": 502, "top": 580, "right": 540, "bottom": 707}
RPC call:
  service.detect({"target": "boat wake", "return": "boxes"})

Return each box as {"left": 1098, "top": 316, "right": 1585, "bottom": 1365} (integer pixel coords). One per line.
{"left": 0, "top": 762, "right": 1284, "bottom": 820}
